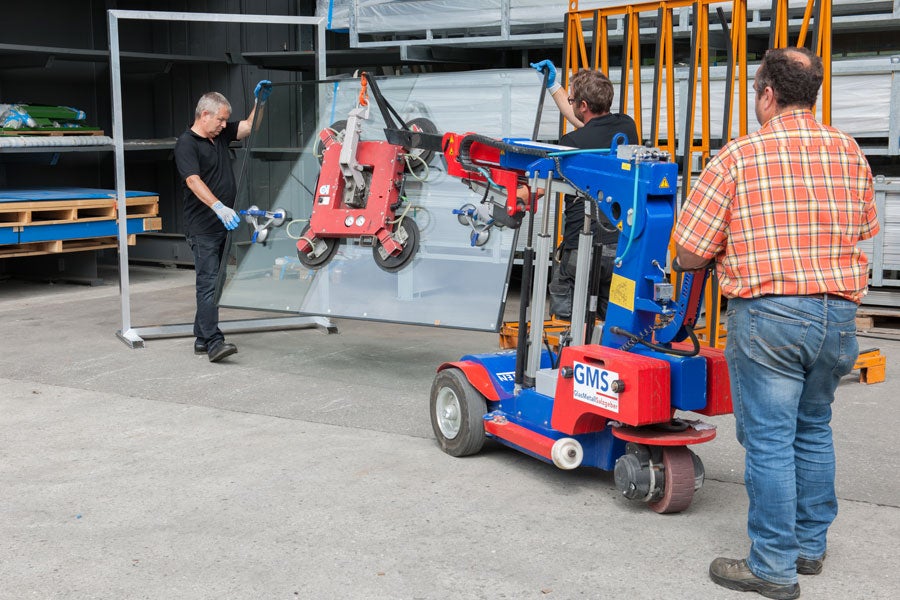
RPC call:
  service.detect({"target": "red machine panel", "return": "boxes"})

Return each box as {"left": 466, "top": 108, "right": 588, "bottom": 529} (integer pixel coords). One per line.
{"left": 552, "top": 345, "right": 671, "bottom": 431}
{"left": 309, "top": 140, "right": 406, "bottom": 238}
{"left": 441, "top": 132, "right": 524, "bottom": 216}
{"left": 672, "top": 343, "right": 733, "bottom": 417}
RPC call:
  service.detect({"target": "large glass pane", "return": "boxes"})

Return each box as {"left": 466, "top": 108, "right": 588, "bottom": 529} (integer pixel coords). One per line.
{"left": 220, "top": 70, "right": 551, "bottom": 331}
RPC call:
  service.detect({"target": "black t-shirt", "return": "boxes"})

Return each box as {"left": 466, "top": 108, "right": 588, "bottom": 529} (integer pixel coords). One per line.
{"left": 558, "top": 113, "right": 639, "bottom": 249}
{"left": 174, "top": 121, "right": 239, "bottom": 236}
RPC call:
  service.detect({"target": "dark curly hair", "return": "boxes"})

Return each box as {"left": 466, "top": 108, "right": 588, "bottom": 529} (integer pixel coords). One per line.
{"left": 570, "top": 69, "right": 614, "bottom": 115}
{"left": 755, "top": 47, "right": 823, "bottom": 109}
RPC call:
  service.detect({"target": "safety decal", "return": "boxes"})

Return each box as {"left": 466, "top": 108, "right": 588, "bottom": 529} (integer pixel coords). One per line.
{"left": 609, "top": 273, "right": 635, "bottom": 312}
{"left": 659, "top": 176, "right": 670, "bottom": 189}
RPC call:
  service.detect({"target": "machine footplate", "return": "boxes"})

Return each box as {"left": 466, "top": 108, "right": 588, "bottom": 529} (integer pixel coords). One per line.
{"left": 611, "top": 422, "right": 716, "bottom": 446}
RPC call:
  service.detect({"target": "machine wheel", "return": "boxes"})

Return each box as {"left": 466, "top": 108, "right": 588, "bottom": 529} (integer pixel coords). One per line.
{"left": 648, "top": 447, "right": 696, "bottom": 514}
{"left": 429, "top": 368, "right": 487, "bottom": 457}
{"left": 296, "top": 225, "right": 340, "bottom": 270}
{"left": 404, "top": 117, "right": 438, "bottom": 171}
{"left": 551, "top": 437, "right": 584, "bottom": 470}
{"left": 373, "top": 217, "right": 419, "bottom": 273}
{"left": 314, "top": 120, "right": 347, "bottom": 165}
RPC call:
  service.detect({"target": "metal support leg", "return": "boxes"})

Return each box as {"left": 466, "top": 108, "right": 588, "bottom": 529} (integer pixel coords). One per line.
{"left": 525, "top": 172, "right": 555, "bottom": 382}
{"left": 569, "top": 230, "right": 594, "bottom": 346}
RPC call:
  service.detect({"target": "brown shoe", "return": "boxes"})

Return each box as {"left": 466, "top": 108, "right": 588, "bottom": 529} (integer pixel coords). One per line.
{"left": 797, "top": 554, "right": 824, "bottom": 575}
{"left": 709, "top": 558, "right": 800, "bottom": 600}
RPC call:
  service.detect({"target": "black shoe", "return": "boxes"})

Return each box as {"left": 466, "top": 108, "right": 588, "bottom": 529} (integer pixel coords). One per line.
{"left": 709, "top": 558, "right": 800, "bottom": 600}
{"left": 194, "top": 341, "right": 207, "bottom": 355}
{"left": 207, "top": 342, "right": 238, "bottom": 363}
{"left": 797, "top": 554, "right": 824, "bottom": 575}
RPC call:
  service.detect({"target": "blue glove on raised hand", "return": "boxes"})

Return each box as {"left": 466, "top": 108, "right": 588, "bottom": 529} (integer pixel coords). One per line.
{"left": 530, "top": 60, "right": 561, "bottom": 94}
{"left": 212, "top": 201, "right": 240, "bottom": 230}
{"left": 253, "top": 80, "right": 273, "bottom": 104}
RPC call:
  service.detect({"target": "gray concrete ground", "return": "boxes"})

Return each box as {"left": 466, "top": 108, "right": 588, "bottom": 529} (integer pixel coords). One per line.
{"left": 1, "top": 265, "right": 898, "bottom": 600}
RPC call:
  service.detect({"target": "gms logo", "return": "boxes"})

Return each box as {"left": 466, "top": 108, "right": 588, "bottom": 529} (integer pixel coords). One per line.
{"left": 572, "top": 361, "right": 620, "bottom": 413}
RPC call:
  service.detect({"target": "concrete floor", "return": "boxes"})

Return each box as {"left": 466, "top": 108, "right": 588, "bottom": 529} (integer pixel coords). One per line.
{"left": 1, "top": 264, "right": 898, "bottom": 600}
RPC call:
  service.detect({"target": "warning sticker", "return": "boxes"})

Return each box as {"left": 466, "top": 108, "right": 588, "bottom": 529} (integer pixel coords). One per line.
{"left": 609, "top": 273, "right": 636, "bottom": 312}
{"left": 659, "top": 176, "right": 670, "bottom": 189}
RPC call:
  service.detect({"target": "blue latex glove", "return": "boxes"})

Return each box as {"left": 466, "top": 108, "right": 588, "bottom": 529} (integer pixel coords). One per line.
{"left": 530, "top": 60, "right": 561, "bottom": 94}
{"left": 212, "top": 201, "right": 240, "bottom": 230}
{"left": 254, "top": 80, "right": 273, "bottom": 104}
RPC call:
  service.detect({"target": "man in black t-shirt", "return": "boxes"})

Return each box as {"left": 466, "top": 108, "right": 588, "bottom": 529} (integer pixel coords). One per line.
{"left": 530, "top": 65, "right": 638, "bottom": 321}
{"left": 174, "top": 81, "right": 270, "bottom": 362}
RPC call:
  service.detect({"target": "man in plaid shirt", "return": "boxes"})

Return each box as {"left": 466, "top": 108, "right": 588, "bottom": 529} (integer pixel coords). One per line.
{"left": 674, "top": 47, "right": 879, "bottom": 600}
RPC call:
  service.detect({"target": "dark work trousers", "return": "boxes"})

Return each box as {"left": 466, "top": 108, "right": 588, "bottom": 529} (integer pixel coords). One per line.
{"left": 187, "top": 231, "right": 228, "bottom": 346}
{"left": 549, "top": 243, "right": 617, "bottom": 320}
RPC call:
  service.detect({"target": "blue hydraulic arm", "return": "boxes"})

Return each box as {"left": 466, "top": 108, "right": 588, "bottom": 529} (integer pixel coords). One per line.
{"left": 490, "top": 136, "right": 708, "bottom": 355}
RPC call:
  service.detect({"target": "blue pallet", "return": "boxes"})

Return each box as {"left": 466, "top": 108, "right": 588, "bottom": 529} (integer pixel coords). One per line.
{"left": 0, "top": 227, "right": 18, "bottom": 245}
{"left": 0, "top": 188, "right": 156, "bottom": 203}
{"left": 18, "top": 217, "right": 154, "bottom": 243}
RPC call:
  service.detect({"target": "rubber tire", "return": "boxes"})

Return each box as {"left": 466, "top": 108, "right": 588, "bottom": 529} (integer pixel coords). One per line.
{"left": 429, "top": 368, "right": 487, "bottom": 457}
{"left": 648, "top": 447, "right": 696, "bottom": 514}
{"left": 314, "top": 120, "right": 347, "bottom": 165}
{"left": 296, "top": 225, "right": 340, "bottom": 270}
{"left": 404, "top": 117, "right": 438, "bottom": 170}
{"left": 372, "top": 218, "right": 419, "bottom": 273}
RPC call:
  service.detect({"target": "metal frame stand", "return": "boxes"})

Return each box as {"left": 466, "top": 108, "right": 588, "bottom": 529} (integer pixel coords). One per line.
{"left": 129, "top": 316, "right": 338, "bottom": 344}
{"left": 108, "top": 9, "right": 329, "bottom": 348}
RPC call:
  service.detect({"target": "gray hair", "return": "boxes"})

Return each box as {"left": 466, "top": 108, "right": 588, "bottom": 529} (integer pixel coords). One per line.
{"left": 194, "top": 92, "right": 231, "bottom": 119}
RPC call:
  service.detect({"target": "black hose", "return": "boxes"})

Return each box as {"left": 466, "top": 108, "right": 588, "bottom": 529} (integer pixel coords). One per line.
{"left": 608, "top": 325, "right": 702, "bottom": 357}
{"left": 457, "top": 133, "right": 549, "bottom": 174}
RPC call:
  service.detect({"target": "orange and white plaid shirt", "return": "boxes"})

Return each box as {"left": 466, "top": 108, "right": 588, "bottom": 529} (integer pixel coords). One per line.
{"left": 674, "top": 109, "right": 879, "bottom": 303}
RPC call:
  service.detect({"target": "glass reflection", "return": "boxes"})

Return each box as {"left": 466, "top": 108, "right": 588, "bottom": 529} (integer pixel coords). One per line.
{"left": 220, "top": 71, "right": 549, "bottom": 331}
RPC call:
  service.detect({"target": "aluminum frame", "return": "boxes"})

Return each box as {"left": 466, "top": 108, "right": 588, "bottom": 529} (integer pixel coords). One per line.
{"left": 107, "top": 9, "right": 329, "bottom": 348}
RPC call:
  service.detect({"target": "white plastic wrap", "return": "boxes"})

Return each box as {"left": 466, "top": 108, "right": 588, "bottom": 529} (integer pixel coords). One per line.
{"left": 613, "top": 56, "right": 895, "bottom": 142}
{"left": 316, "top": 0, "right": 894, "bottom": 34}
{"left": 0, "top": 135, "right": 113, "bottom": 148}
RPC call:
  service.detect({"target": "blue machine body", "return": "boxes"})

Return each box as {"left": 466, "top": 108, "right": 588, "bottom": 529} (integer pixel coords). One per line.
{"left": 459, "top": 349, "right": 626, "bottom": 471}
{"left": 444, "top": 136, "right": 712, "bottom": 473}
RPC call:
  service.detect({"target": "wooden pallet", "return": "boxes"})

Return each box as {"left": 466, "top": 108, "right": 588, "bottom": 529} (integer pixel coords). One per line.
{"left": 499, "top": 318, "right": 587, "bottom": 351}
{"left": 0, "top": 234, "right": 137, "bottom": 258}
{"left": 0, "top": 195, "right": 158, "bottom": 227}
{"left": 856, "top": 306, "right": 900, "bottom": 331}
{"left": 501, "top": 319, "right": 887, "bottom": 386}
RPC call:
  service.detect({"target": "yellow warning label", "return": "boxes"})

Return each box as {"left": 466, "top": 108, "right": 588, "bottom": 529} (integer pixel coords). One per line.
{"left": 660, "top": 176, "right": 670, "bottom": 189}
{"left": 621, "top": 163, "right": 632, "bottom": 171}
{"left": 609, "top": 273, "right": 635, "bottom": 312}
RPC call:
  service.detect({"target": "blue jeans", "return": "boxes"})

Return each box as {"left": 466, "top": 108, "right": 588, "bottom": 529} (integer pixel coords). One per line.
{"left": 725, "top": 295, "right": 859, "bottom": 585}
{"left": 187, "top": 232, "right": 228, "bottom": 346}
